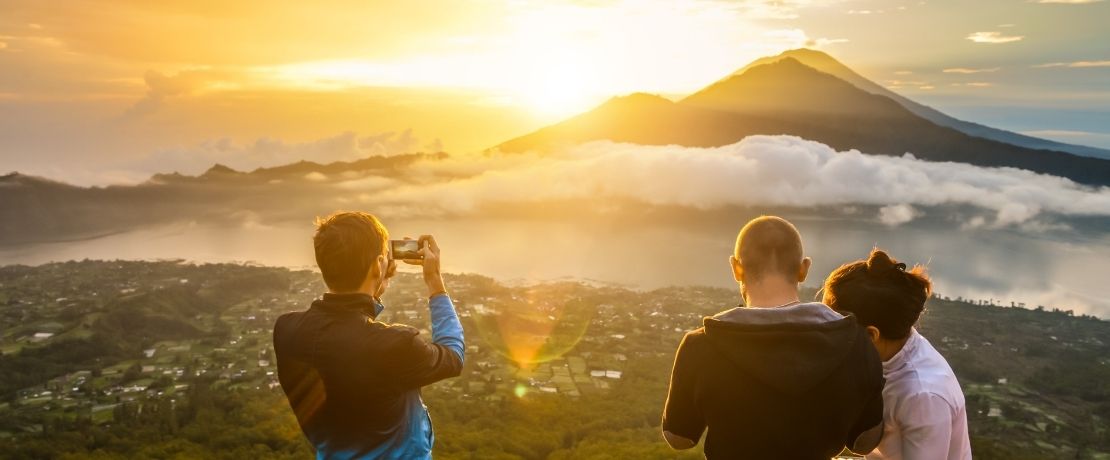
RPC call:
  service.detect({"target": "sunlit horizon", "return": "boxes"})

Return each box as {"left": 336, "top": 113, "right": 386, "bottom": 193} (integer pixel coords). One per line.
{"left": 5, "top": 0, "right": 1110, "bottom": 186}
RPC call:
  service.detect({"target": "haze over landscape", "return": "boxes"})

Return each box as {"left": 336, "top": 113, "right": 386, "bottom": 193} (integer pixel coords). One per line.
{"left": 2, "top": 1, "right": 1110, "bottom": 458}
{"left": 4, "top": 45, "right": 1110, "bottom": 317}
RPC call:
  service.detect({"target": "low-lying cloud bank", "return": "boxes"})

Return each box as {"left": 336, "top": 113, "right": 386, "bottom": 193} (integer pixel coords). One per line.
{"left": 135, "top": 129, "right": 442, "bottom": 178}
{"left": 346, "top": 135, "right": 1110, "bottom": 227}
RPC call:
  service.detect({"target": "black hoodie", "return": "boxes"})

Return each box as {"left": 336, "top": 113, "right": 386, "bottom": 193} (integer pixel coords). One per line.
{"left": 662, "top": 302, "right": 884, "bottom": 459}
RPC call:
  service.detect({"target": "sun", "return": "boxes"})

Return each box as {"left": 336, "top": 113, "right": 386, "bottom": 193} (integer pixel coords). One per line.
{"left": 513, "top": 68, "right": 601, "bottom": 119}
{"left": 496, "top": 35, "right": 610, "bottom": 119}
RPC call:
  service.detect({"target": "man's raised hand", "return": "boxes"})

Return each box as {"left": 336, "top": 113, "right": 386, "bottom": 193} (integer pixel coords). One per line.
{"left": 402, "top": 235, "right": 446, "bottom": 297}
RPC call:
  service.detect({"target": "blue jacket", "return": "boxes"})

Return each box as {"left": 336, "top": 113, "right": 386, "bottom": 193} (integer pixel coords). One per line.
{"left": 274, "top": 292, "right": 465, "bottom": 459}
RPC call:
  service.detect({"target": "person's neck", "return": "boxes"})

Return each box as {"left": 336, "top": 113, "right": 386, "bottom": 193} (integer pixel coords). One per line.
{"left": 878, "top": 334, "right": 913, "bottom": 362}
{"left": 328, "top": 290, "right": 373, "bottom": 296}
{"left": 329, "top": 282, "right": 378, "bottom": 297}
{"left": 326, "top": 276, "right": 379, "bottom": 297}
{"left": 742, "top": 279, "right": 801, "bottom": 308}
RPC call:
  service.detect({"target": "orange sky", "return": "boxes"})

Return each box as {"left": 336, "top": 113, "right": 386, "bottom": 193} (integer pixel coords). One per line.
{"left": 1, "top": 0, "right": 1108, "bottom": 184}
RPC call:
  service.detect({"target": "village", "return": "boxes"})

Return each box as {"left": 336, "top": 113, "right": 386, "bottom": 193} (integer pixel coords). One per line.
{"left": 1, "top": 260, "right": 1107, "bottom": 458}
{"left": 0, "top": 261, "right": 696, "bottom": 437}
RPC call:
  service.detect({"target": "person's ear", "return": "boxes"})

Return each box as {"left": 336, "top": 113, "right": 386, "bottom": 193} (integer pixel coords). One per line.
{"left": 369, "top": 254, "right": 386, "bottom": 280}
{"left": 865, "top": 325, "right": 882, "bottom": 346}
{"left": 797, "top": 257, "right": 812, "bottom": 283}
{"left": 730, "top": 255, "right": 744, "bottom": 284}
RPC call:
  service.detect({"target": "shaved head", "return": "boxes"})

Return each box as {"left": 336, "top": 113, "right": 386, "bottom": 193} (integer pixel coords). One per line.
{"left": 734, "top": 216, "right": 805, "bottom": 283}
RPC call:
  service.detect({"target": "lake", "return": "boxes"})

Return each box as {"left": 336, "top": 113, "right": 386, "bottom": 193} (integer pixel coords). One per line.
{"left": 1, "top": 213, "right": 1107, "bottom": 318}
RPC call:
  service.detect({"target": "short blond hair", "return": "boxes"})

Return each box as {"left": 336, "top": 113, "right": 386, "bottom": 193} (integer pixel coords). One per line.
{"left": 734, "top": 216, "right": 804, "bottom": 282}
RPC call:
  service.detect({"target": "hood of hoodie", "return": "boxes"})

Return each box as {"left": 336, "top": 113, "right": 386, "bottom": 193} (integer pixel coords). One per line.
{"left": 702, "top": 302, "right": 860, "bottom": 394}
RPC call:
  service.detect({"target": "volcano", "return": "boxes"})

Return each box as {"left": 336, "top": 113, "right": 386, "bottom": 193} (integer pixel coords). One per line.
{"left": 497, "top": 50, "right": 1110, "bottom": 187}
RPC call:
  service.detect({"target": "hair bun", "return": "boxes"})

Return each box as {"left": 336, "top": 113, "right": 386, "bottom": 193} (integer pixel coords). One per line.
{"left": 866, "top": 249, "right": 898, "bottom": 273}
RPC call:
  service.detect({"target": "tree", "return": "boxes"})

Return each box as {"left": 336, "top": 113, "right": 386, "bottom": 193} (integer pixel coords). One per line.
{"left": 122, "top": 363, "right": 142, "bottom": 383}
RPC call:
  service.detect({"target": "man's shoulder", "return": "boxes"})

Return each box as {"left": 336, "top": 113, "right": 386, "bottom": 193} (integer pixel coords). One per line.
{"left": 683, "top": 327, "right": 707, "bottom": 338}
{"left": 284, "top": 313, "right": 424, "bottom": 353}
{"left": 678, "top": 327, "right": 708, "bottom": 350}
{"left": 274, "top": 309, "right": 305, "bottom": 325}
{"left": 273, "top": 310, "right": 307, "bottom": 337}
{"left": 371, "top": 320, "right": 421, "bottom": 337}
{"left": 272, "top": 310, "right": 310, "bottom": 360}
{"left": 359, "top": 320, "right": 425, "bottom": 349}
{"left": 323, "top": 314, "right": 424, "bottom": 343}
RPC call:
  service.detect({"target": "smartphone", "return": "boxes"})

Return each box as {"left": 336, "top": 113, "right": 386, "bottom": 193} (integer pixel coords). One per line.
{"left": 390, "top": 239, "right": 423, "bottom": 260}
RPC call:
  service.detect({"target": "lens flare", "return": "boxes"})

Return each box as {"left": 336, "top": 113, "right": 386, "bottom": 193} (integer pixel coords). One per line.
{"left": 472, "top": 294, "right": 594, "bottom": 367}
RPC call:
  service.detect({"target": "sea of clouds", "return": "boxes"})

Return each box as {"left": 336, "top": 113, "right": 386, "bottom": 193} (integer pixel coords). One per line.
{"left": 332, "top": 135, "right": 1110, "bottom": 228}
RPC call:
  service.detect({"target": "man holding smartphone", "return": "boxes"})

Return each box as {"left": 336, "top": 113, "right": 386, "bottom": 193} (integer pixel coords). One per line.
{"left": 273, "top": 211, "right": 464, "bottom": 459}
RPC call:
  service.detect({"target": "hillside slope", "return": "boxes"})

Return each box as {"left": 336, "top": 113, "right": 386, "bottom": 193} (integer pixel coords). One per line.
{"left": 730, "top": 48, "right": 1110, "bottom": 160}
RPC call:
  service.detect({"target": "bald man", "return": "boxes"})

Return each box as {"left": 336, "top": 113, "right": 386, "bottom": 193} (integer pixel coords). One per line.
{"left": 661, "top": 216, "right": 885, "bottom": 459}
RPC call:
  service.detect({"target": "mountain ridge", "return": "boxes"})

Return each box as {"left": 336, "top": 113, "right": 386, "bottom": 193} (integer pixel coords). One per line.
{"left": 682, "top": 57, "right": 913, "bottom": 117}
{"left": 497, "top": 53, "right": 1110, "bottom": 186}
{"left": 733, "top": 49, "right": 1110, "bottom": 160}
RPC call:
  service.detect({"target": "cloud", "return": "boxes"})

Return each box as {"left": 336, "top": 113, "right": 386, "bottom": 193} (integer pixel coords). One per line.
{"left": 1035, "top": 0, "right": 1103, "bottom": 3}
{"left": 725, "top": 0, "right": 815, "bottom": 19}
{"left": 304, "top": 171, "right": 328, "bottom": 182}
{"left": 761, "top": 29, "right": 849, "bottom": 51}
{"left": 0, "top": 32, "right": 64, "bottom": 54}
{"left": 138, "top": 130, "right": 437, "bottom": 176}
{"left": 351, "top": 136, "right": 1110, "bottom": 228}
{"left": 358, "top": 128, "right": 444, "bottom": 157}
{"left": 1033, "top": 60, "right": 1110, "bottom": 68}
{"left": 1022, "top": 129, "right": 1104, "bottom": 137}
{"left": 805, "top": 37, "right": 850, "bottom": 47}
{"left": 122, "top": 69, "right": 229, "bottom": 118}
{"left": 943, "top": 67, "right": 1001, "bottom": 74}
{"left": 950, "top": 82, "right": 994, "bottom": 88}
{"left": 879, "top": 204, "right": 920, "bottom": 226}
{"left": 1020, "top": 130, "right": 1110, "bottom": 150}
{"left": 885, "top": 79, "right": 931, "bottom": 90}
{"left": 967, "top": 31, "right": 1024, "bottom": 44}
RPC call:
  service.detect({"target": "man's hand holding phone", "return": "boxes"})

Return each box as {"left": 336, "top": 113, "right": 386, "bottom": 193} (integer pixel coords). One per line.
{"left": 393, "top": 235, "right": 447, "bottom": 298}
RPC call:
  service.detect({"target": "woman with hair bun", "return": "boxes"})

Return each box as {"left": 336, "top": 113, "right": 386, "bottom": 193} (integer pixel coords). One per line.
{"left": 822, "top": 249, "right": 971, "bottom": 460}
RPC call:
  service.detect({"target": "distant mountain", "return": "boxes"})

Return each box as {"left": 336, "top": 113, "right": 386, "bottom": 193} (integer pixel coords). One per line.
{"left": 727, "top": 48, "right": 1110, "bottom": 160}
{"left": 147, "top": 153, "right": 445, "bottom": 185}
{"left": 497, "top": 56, "right": 1110, "bottom": 187}
{"left": 0, "top": 153, "right": 442, "bottom": 245}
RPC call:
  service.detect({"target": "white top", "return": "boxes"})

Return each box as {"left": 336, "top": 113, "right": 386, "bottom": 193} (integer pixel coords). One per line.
{"left": 868, "top": 329, "right": 972, "bottom": 460}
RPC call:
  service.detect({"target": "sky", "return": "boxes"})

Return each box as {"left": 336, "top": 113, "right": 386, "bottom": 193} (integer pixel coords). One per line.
{"left": 1, "top": 0, "right": 1109, "bottom": 185}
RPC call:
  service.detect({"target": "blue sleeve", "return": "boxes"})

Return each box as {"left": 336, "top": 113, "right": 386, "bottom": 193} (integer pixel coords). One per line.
{"left": 429, "top": 293, "right": 465, "bottom": 363}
